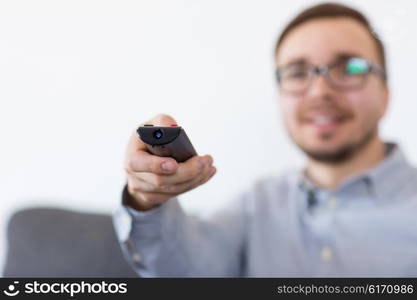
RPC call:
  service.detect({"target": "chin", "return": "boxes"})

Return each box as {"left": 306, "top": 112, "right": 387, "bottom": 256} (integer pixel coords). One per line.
{"left": 290, "top": 123, "right": 378, "bottom": 163}
{"left": 304, "top": 146, "right": 356, "bottom": 163}
{"left": 308, "top": 141, "right": 345, "bottom": 152}
{"left": 302, "top": 135, "right": 346, "bottom": 150}
{"left": 297, "top": 137, "right": 358, "bottom": 163}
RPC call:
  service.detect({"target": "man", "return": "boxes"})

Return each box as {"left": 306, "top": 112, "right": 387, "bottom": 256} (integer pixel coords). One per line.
{"left": 113, "top": 3, "right": 417, "bottom": 276}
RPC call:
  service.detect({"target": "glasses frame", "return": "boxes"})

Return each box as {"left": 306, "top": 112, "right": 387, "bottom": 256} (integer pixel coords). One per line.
{"left": 275, "top": 57, "right": 387, "bottom": 94}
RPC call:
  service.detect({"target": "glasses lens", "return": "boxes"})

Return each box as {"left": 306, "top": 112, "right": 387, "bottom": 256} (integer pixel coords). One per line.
{"left": 328, "top": 58, "right": 369, "bottom": 89}
{"left": 346, "top": 58, "right": 369, "bottom": 74}
{"left": 279, "top": 66, "right": 311, "bottom": 93}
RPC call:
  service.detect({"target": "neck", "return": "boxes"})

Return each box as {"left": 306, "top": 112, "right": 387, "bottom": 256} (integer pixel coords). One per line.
{"left": 305, "top": 136, "right": 386, "bottom": 189}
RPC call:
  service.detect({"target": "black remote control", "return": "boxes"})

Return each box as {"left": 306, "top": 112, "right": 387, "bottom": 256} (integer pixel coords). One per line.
{"left": 137, "top": 124, "right": 197, "bottom": 163}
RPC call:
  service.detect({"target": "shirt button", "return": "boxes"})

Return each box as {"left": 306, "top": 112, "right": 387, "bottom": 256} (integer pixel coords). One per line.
{"left": 320, "top": 246, "right": 333, "bottom": 262}
{"left": 328, "top": 197, "right": 338, "bottom": 209}
{"left": 132, "top": 252, "right": 142, "bottom": 263}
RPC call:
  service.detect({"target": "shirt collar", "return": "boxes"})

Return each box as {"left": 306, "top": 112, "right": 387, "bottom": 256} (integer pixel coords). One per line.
{"left": 366, "top": 143, "right": 414, "bottom": 201}
{"left": 294, "top": 142, "right": 414, "bottom": 202}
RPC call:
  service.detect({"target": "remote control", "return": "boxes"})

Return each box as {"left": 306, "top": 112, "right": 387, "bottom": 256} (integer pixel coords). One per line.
{"left": 137, "top": 124, "right": 197, "bottom": 163}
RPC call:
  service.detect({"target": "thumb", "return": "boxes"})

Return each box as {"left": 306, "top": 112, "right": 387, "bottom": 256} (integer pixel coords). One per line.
{"left": 146, "top": 113, "right": 177, "bottom": 127}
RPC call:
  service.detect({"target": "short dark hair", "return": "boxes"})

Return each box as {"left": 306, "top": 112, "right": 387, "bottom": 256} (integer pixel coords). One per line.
{"left": 274, "top": 2, "right": 387, "bottom": 73}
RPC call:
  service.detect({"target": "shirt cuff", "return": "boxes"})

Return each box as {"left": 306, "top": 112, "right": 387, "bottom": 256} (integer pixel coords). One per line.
{"left": 113, "top": 184, "right": 180, "bottom": 242}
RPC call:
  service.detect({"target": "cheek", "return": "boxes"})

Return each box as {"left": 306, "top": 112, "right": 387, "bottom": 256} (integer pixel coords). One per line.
{"left": 280, "top": 96, "right": 299, "bottom": 125}
{"left": 346, "top": 89, "right": 384, "bottom": 125}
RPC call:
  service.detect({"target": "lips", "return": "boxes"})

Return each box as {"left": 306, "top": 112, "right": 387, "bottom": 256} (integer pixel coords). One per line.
{"left": 306, "top": 115, "right": 345, "bottom": 125}
{"left": 302, "top": 112, "right": 350, "bottom": 131}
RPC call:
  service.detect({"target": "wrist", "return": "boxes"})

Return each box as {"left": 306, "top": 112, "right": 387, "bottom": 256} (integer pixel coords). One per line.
{"left": 123, "top": 185, "right": 160, "bottom": 212}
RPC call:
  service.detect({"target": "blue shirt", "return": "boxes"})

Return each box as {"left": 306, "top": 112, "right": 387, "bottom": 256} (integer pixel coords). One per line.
{"left": 113, "top": 143, "right": 417, "bottom": 277}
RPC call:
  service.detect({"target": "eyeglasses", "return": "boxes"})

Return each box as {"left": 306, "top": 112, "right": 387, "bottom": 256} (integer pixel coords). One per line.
{"left": 275, "top": 57, "right": 387, "bottom": 94}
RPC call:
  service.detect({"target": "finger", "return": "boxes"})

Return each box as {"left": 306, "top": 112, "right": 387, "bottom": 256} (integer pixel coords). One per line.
{"left": 167, "top": 165, "right": 217, "bottom": 194}
{"left": 129, "top": 159, "right": 212, "bottom": 194}
{"left": 130, "top": 154, "right": 212, "bottom": 185}
{"left": 166, "top": 155, "right": 213, "bottom": 184}
{"left": 128, "top": 166, "right": 216, "bottom": 199}
{"left": 125, "top": 150, "right": 179, "bottom": 175}
{"left": 127, "top": 176, "right": 177, "bottom": 196}
{"left": 149, "top": 113, "right": 177, "bottom": 126}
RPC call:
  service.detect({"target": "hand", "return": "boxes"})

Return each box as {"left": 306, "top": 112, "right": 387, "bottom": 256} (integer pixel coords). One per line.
{"left": 124, "top": 114, "right": 216, "bottom": 211}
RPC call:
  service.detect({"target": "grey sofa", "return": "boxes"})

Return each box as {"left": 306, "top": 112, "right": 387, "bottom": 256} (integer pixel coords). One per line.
{"left": 3, "top": 207, "right": 137, "bottom": 277}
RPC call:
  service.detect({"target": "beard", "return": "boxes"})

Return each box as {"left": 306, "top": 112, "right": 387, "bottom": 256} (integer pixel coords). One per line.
{"left": 296, "top": 125, "right": 378, "bottom": 164}
{"left": 287, "top": 93, "right": 382, "bottom": 164}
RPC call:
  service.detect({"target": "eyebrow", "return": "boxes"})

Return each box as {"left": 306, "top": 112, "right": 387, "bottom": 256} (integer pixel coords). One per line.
{"left": 279, "top": 52, "right": 364, "bottom": 69}
{"left": 333, "top": 52, "right": 363, "bottom": 62}
{"left": 279, "top": 58, "right": 307, "bottom": 69}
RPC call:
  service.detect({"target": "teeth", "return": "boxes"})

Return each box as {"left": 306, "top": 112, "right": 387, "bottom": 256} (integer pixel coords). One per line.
{"left": 312, "top": 116, "right": 335, "bottom": 125}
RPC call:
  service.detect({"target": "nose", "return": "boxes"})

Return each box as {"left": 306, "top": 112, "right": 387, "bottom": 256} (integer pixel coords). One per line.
{"left": 307, "top": 73, "right": 334, "bottom": 100}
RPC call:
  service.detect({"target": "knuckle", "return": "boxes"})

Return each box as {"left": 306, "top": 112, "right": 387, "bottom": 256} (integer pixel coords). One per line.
{"left": 166, "top": 184, "right": 180, "bottom": 194}
{"left": 124, "top": 158, "right": 136, "bottom": 173}
{"left": 149, "top": 157, "right": 162, "bottom": 174}
{"left": 204, "top": 155, "right": 213, "bottom": 165}
{"left": 149, "top": 174, "right": 165, "bottom": 187}
{"left": 128, "top": 181, "right": 143, "bottom": 194}
{"left": 186, "top": 165, "right": 201, "bottom": 178}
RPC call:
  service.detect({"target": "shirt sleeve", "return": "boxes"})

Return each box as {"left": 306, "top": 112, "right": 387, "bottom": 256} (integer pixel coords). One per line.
{"left": 112, "top": 185, "right": 247, "bottom": 277}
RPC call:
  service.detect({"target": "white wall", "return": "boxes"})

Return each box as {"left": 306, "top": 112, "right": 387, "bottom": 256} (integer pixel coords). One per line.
{"left": 1, "top": 0, "right": 416, "bottom": 273}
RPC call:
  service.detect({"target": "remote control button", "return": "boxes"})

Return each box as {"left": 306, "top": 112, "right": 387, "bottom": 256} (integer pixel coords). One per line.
{"left": 169, "top": 124, "right": 177, "bottom": 127}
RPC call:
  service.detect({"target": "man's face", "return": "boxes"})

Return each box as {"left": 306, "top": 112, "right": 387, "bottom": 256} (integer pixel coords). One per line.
{"left": 276, "top": 18, "right": 389, "bottom": 163}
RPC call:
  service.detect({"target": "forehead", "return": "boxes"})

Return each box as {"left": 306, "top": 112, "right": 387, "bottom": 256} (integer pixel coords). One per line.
{"left": 276, "top": 17, "right": 380, "bottom": 66}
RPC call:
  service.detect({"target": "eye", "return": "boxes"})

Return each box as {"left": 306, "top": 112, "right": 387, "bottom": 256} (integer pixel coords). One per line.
{"left": 286, "top": 68, "right": 309, "bottom": 80}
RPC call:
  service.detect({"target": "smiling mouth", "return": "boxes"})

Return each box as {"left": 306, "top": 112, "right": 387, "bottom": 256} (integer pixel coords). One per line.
{"left": 306, "top": 115, "right": 346, "bottom": 125}
{"left": 301, "top": 112, "right": 353, "bottom": 132}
